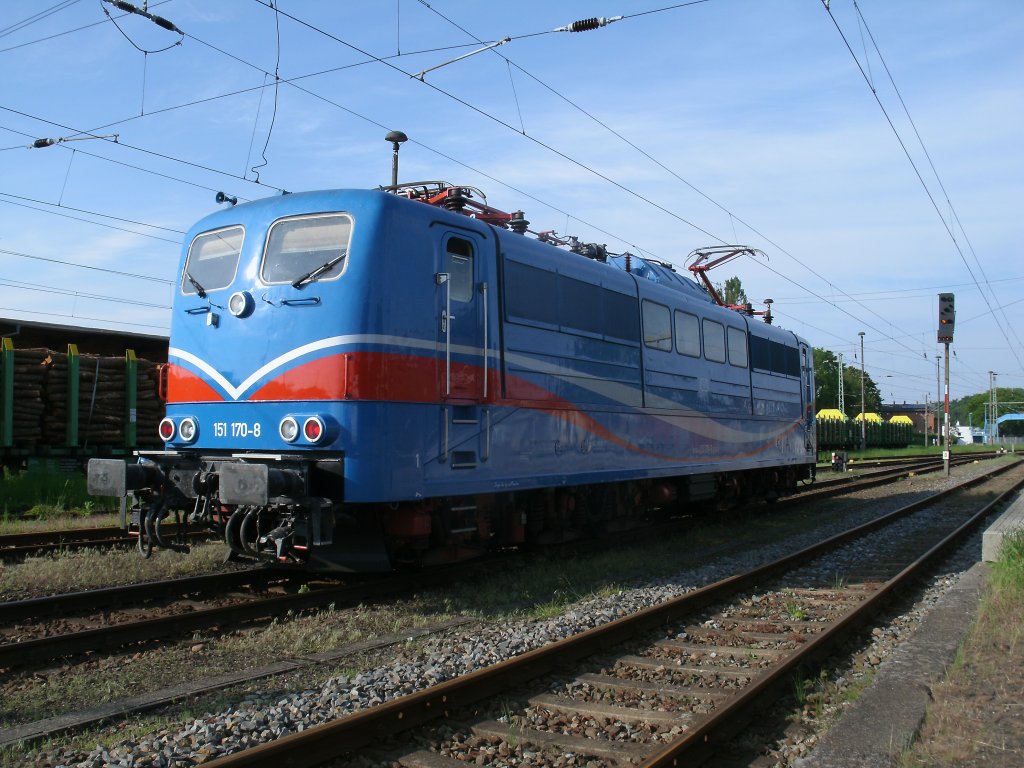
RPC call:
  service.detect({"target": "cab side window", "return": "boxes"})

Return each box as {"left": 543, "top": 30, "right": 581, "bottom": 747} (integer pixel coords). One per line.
{"left": 642, "top": 300, "right": 672, "bottom": 351}
{"left": 446, "top": 237, "right": 474, "bottom": 302}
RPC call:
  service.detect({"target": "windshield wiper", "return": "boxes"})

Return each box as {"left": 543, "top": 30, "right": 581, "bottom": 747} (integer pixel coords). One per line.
{"left": 292, "top": 251, "right": 346, "bottom": 288}
{"left": 185, "top": 270, "right": 207, "bottom": 298}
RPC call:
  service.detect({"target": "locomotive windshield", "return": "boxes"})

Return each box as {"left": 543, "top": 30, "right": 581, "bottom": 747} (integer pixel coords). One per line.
{"left": 181, "top": 226, "right": 243, "bottom": 295}
{"left": 261, "top": 213, "right": 352, "bottom": 285}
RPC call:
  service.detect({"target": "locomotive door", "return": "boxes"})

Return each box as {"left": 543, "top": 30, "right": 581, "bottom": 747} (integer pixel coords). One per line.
{"left": 800, "top": 342, "right": 815, "bottom": 453}
{"left": 435, "top": 231, "right": 487, "bottom": 402}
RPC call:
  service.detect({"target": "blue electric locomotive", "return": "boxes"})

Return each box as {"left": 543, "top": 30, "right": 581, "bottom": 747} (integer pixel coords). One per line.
{"left": 87, "top": 182, "right": 816, "bottom": 570}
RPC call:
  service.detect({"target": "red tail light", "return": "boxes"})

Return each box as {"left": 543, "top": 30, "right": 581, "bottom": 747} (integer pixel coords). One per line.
{"left": 158, "top": 417, "right": 175, "bottom": 442}
{"left": 302, "top": 416, "right": 325, "bottom": 443}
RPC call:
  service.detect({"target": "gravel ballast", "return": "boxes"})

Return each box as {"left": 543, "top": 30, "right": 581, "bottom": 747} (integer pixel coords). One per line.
{"left": 13, "top": 458, "right": 1018, "bottom": 768}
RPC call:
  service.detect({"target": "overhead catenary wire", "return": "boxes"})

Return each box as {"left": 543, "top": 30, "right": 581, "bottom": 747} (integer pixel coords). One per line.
{"left": 0, "top": 247, "right": 172, "bottom": 284}
{"left": 0, "top": 122, "right": 254, "bottom": 198}
{"left": 173, "top": 29, "right": 664, "bottom": 258}
{"left": 821, "top": 0, "right": 1023, "bottom": 373}
{"left": 252, "top": 0, "right": 727, "bottom": 244}
{"left": 0, "top": 3, "right": 1007, "bottom": 393}
{"left": 249, "top": 1, "right": 281, "bottom": 183}
{"left": 49, "top": 27, "right": 647, "bottom": 252}
{"left": 7, "top": 1, "right": 845, "bottom": 299}
{"left": 0, "top": 196, "right": 182, "bottom": 244}
{"left": 0, "top": 303, "right": 170, "bottom": 331}
{"left": 0, "top": 190, "right": 185, "bottom": 234}
{"left": 0, "top": 0, "right": 83, "bottom": 40}
{"left": 403, "top": 0, "right": 926, "bottom": 358}
{"left": 849, "top": 0, "right": 1024, "bottom": 360}
{"left": 14, "top": 0, "right": 953, "bottom": 368}
{"left": 0, "top": 276, "right": 170, "bottom": 310}
{"left": 0, "top": 105, "right": 284, "bottom": 194}
{"left": 3, "top": 49, "right": 647, "bottom": 261}
{"left": 777, "top": 275, "right": 1024, "bottom": 306}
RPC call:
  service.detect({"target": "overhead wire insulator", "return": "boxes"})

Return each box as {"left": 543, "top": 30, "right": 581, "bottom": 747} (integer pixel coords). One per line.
{"left": 103, "top": 0, "right": 183, "bottom": 34}
{"left": 28, "top": 134, "right": 117, "bottom": 149}
{"left": 554, "top": 16, "right": 624, "bottom": 33}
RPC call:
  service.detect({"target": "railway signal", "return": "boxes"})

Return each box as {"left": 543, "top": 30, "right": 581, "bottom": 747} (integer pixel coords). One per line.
{"left": 937, "top": 292, "right": 955, "bottom": 343}
{"left": 937, "top": 292, "right": 955, "bottom": 475}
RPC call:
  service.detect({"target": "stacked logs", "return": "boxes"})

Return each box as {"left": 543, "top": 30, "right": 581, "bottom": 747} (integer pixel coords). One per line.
{"left": 136, "top": 359, "right": 163, "bottom": 447}
{"left": 5, "top": 348, "right": 50, "bottom": 444}
{"left": 2, "top": 348, "right": 164, "bottom": 448}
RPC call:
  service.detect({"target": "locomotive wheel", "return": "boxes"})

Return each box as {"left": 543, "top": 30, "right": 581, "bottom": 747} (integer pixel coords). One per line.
{"left": 224, "top": 507, "right": 246, "bottom": 559}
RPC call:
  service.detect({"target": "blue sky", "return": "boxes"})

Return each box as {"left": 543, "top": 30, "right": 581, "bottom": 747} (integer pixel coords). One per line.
{"left": 1, "top": 0, "right": 1022, "bottom": 409}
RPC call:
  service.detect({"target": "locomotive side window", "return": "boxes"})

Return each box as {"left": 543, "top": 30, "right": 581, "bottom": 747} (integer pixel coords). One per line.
{"left": 504, "top": 259, "right": 639, "bottom": 342}
{"left": 561, "top": 276, "right": 605, "bottom": 336}
{"left": 674, "top": 311, "right": 700, "bottom": 357}
{"left": 703, "top": 319, "right": 726, "bottom": 362}
{"left": 802, "top": 347, "right": 812, "bottom": 406}
{"left": 505, "top": 261, "right": 558, "bottom": 325}
{"left": 446, "top": 237, "right": 475, "bottom": 302}
{"left": 261, "top": 213, "right": 352, "bottom": 285}
{"left": 766, "top": 340, "right": 800, "bottom": 377}
{"left": 750, "top": 335, "right": 770, "bottom": 371}
{"left": 182, "top": 226, "right": 244, "bottom": 294}
{"left": 604, "top": 291, "right": 640, "bottom": 342}
{"left": 727, "top": 327, "right": 748, "bottom": 368}
{"left": 786, "top": 345, "right": 800, "bottom": 377}
{"left": 642, "top": 300, "right": 672, "bottom": 351}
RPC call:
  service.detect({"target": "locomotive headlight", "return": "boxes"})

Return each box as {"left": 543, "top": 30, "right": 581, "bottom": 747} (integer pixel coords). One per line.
{"left": 302, "top": 416, "right": 325, "bottom": 443}
{"left": 178, "top": 417, "right": 198, "bottom": 443}
{"left": 279, "top": 416, "right": 299, "bottom": 443}
{"left": 228, "top": 290, "right": 255, "bottom": 318}
{"left": 158, "top": 417, "right": 176, "bottom": 442}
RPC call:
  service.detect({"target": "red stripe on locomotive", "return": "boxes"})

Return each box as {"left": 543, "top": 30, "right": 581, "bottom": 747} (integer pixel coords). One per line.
{"left": 166, "top": 363, "right": 224, "bottom": 402}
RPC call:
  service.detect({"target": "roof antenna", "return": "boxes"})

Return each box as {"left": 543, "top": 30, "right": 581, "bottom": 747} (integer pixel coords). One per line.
{"left": 386, "top": 130, "right": 408, "bottom": 187}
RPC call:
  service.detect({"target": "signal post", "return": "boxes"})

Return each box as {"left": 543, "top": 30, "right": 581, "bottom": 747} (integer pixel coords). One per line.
{"left": 937, "top": 293, "right": 955, "bottom": 476}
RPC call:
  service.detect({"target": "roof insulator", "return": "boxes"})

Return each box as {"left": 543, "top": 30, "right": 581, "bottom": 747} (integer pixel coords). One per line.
{"left": 509, "top": 211, "right": 530, "bottom": 234}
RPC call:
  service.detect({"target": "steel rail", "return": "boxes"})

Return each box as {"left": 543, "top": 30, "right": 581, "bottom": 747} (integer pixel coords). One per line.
{"left": 0, "top": 580, "right": 372, "bottom": 669}
{"left": 0, "top": 558, "right": 506, "bottom": 670}
{"left": 0, "top": 524, "right": 211, "bottom": 561}
{"left": 783, "top": 453, "right": 983, "bottom": 506}
{"left": 0, "top": 526, "right": 127, "bottom": 547}
{"left": 197, "top": 458, "right": 1022, "bottom": 767}
{"left": 0, "top": 531, "right": 214, "bottom": 561}
{"left": 0, "top": 567, "right": 282, "bottom": 624}
{"left": 640, "top": 467, "right": 1024, "bottom": 765}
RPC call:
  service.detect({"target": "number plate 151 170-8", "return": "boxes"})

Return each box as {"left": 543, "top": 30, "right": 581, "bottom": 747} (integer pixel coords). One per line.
{"left": 212, "top": 422, "right": 263, "bottom": 439}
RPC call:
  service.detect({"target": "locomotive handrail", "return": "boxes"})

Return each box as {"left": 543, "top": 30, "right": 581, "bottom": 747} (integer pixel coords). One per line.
{"left": 482, "top": 281, "right": 489, "bottom": 400}
{"left": 436, "top": 272, "right": 451, "bottom": 396}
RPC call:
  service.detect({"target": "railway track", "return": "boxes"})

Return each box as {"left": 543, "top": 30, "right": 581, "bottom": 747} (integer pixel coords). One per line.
{"left": 0, "top": 454, "right": 1005, "bottom": 674}
{"left": 0, "top": 567, "right": 284, "bottom": 623}
{"left": 192, "top": 459, "right": 1024, "bottom": 767}
{"left": 0, "top": 556, "right": 517, "bottom": 671}
{"left": 0, "top": 453, "right": 992, "bottom": 564}
{"left": 0, "top": 524, "right": 211, "bottom": 562}
{"left": 0, "top": 453, "right": 997, "bottom": 561}
{"left": 790, "top": 452, "right": 983, "bottom": 500}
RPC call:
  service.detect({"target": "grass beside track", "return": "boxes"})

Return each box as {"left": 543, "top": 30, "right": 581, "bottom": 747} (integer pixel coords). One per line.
{"left": 900, "top": 530, "right": 1024, "bottom": 766}
{"left": 0, "top": 467, "right": 118, "bottom": 522}
{"left": 0, "top": 541, "right": 230, "bottom": 600}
